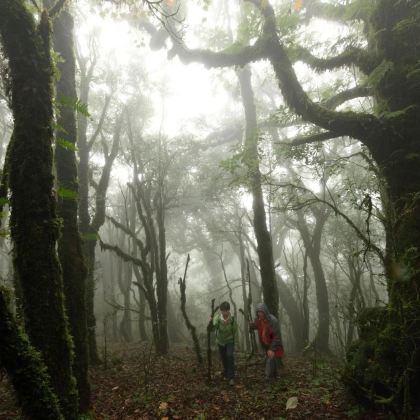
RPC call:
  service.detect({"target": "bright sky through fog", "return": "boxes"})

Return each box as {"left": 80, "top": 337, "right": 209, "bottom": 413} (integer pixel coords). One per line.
{"left": 75, "top": 0, "right": 350, "bottom": 140}
{"left": 75, "top": 3, "right": 238, "bottom": 139}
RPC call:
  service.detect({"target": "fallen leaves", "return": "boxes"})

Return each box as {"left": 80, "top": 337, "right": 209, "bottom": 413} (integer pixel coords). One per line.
{"left": 0, "top": 342, "right": 389, "bottom": 419}
{"left": 286, "top": 396, "right": 298, "bottom": 410}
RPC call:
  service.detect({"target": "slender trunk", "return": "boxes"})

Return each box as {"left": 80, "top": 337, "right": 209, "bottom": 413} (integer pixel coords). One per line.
{"left": 133, "top": 261, "right": 148, "bottom": 341}
{"left": 302, "top": 249, "right": 310, "bottom": 346}
{"left": 85, "top": 240, "right": 100, "bottom": 363}
{"left": 277, "top": 275, "right": 306, "bottom": 351}
{"left": 297, "top": 209, "right": 330, "bottom": 353}
{"left": 237, "top": 66, "right": 279, "bottom": 316}
{"left": 156, "top": 188, "right": 168, "bottom": 354}
{"left": 238, "top": 231, "right": 250, "bottom": 352}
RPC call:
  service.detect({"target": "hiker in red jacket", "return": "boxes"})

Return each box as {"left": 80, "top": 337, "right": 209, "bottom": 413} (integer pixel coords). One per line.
{"left": 250, "top": 303, "right": 284, "bottom": 381}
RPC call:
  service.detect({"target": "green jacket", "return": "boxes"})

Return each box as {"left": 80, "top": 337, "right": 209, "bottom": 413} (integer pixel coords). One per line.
{"left": 213, "top": 314, "right": 238, "bottom": 346}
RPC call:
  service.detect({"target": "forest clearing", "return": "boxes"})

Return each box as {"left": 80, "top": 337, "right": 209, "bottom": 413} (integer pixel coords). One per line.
{"left": 1, "top": 0, "right": 420, "bottom": 418}
{"left": 1, "top": 344, "right": 387, "bottom": 419}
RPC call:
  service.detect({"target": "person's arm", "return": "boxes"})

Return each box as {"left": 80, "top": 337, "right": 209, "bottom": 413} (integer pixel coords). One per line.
{"left": 212, "top": 316, "right": 220, "bottom": 331}
{"left": 269, "top": 316, "right": 282, "bottom": 351}
{"left": 249, "top": 319, "right": 257, "bottom": 330}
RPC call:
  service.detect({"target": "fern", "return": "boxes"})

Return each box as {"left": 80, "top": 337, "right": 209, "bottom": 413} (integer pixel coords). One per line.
{"left": 56, "top": 95, "right": 91, "bottom": 118}
{"left": 57, "top": 188, "right": 78, "bottom": 200}
{"left": 56, "top": 138, "right": 78, "bottom": 152}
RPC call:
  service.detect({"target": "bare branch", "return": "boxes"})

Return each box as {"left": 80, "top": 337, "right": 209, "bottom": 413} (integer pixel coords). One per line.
{"left": 272, "top": 182, "right": 385, "bottom": 263}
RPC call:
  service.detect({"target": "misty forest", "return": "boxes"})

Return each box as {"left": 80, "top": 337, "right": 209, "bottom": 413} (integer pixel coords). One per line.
{"left": 0, "top": 0, "right": 419, "bottom": 418}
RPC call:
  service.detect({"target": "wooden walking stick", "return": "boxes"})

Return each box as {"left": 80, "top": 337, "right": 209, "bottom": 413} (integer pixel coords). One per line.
{"left": 207, "top": 298, "right": 219, "bottom": 381}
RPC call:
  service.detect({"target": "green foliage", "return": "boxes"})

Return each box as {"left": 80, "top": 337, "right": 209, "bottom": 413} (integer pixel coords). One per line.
{"left": 56, "top": 138, "right": 78, "bottom": 152}
{"left": 219, "top": 150, "right": 245, "bottom": 174}
{"left": 344, "top": 304, "right": 420, "bottom": 414}
{"left": 52, "top": 122, "right": 68, "bottom": 135}
{"left": 56, "top": 95, "right": 91, "bottom": 118}
{"left": 81, "top": 232, "right": 99, "bottom": 241}
{"left": 343, "top": 0, "right": 375, "bottom": 21}
{"left": 276, "top": 10, "right": 300, "bottom": 39}
{"left": 57, "top": 187, "right": 78, "bottom": 200}
{"left": 367, "top": 60, "right": 394, "bottom": 88}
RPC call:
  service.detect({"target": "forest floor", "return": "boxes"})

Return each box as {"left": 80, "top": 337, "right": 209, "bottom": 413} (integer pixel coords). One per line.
{"left": 1, "top": 343, "right": 389, "bottom": 419}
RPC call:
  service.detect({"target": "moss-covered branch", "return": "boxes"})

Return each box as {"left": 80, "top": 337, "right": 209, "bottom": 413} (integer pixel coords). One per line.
{"left": 285, "top": 130, "right": 339, "bottom": 146}
{"left": 323, "top": 85, "right": 372, "bottom": 109}
{"left": 168, "top": 37, "right": 269, "bottom": 67}
{"left": 245, "top": 0, "right": 382, "bottom": 144}
{"left": 99, "top": 238, "right": 146, "bottom": 271}
{"left": 304, "top": 0, "right": 370, "bottom": 23}
{"left": 289, "top": 45, "right": 376, "bottom": 74}
{"left": 106, "top": 215, "right": 146, "bottom": 254}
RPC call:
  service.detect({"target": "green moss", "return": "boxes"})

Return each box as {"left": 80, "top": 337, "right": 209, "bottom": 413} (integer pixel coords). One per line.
{"left": 0, "top": 287, "right": 63, "bottom": 419}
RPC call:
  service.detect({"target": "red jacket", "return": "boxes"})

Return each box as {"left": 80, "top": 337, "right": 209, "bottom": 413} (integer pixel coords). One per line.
{"left": 254, "top": 318, "right": 284, "bottom": 358}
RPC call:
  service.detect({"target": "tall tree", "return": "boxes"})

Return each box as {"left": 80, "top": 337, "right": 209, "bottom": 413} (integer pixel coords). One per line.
{"left": 0, "top": 2, "right": 78, "bottom": 417}
{"left": 237, "top": 66, "right": 279, "bottom": 316}
{"left": 50, "top": 2, "right": 90, "bottom": 411}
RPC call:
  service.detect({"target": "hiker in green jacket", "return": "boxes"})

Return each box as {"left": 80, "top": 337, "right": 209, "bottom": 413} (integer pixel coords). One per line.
{"left": 209, "top": 301, "right": 238, "bottom": 385}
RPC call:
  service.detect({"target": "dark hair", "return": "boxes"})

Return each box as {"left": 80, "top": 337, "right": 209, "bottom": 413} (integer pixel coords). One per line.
{"left": 220, "top": 301, "right": 230, "bottom": 311}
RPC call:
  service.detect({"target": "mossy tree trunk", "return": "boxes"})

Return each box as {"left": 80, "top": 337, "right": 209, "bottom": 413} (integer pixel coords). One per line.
{"left": 0, "top": 287, "right": 63, "bottom": 420}
{"left": 0, "top": 2, "right": 78, "bottom": 418}
{"left": 50, "top": 4, "right": 91, "bottom": 411}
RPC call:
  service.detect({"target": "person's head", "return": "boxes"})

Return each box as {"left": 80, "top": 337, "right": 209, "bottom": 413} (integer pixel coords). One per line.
{"left": 256, "top": 302, "right": 269, "bottom": 320}
{"left": 220, "top": 301, "right": 231, "bottom": 318}
{"left": 257, "top": 310, "right": 266, "bottom": 320}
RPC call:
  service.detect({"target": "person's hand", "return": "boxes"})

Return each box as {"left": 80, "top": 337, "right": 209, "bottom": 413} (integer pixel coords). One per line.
{"left": 267, "top": 350, "right": 275, "bottom": 359}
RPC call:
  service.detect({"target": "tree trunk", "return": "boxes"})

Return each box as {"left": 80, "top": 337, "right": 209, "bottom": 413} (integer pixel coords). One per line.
{"left": 0, "top": 4, "right": 78, "bottom": 417}
{"left": 296, "top": 209, "right": 330, "bottom": 353}
{"left": 52, "top": 5, "right": 90, "bottom": 411}
{"left": 85, "top": 240, "right": 100, "bottom": 363}
{"left": 156, "top": 186, "right": 169, "bottom": 354}
{"left": 237, "top": 66, "right": 279, "bottom": 316}
{"left": 237, "top": 229, "right": 251, "bottom": 352}
{"left": 0, "top": 287, "right": 63, "bottom": 420}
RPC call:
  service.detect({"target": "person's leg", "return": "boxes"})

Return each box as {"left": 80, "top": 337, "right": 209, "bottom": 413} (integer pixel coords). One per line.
{"left": 225, "top": 342, "right": 235, "bottom": 380}
{"left": 265, "top": 356, "right": 277, "bottom": 380}
{"left": 218, "top": 344, "right": 228, "bottom": 378}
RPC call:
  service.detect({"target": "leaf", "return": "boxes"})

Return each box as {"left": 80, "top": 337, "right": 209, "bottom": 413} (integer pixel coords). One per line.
{"left": 52, "top": 122, "right": 68, "bottom": 135}
{"left": 56, "top": 138, "right": 78, "bottom": 152}
{"left": 0, "top": 197, "right": 9, "bottom": 206}
{"left": 57, "top": 95, "right": 91, "bottom": 118}
{"left": 57, "top": 188, "right": 78, "bottom": 200}
{"left": 0, "top": 229, "right": 10, "bottom": 238}
{"left": 293, "top": 0, "right": 303, "bottom": 12}
{"left": 159, "top": 402, "right": 168, "bottom": 411}
{"left": 81, "top": 232, "right": 99, "bottom": 241}
{"left": 286, "top": 396, "right": 298, "bottom": 410}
